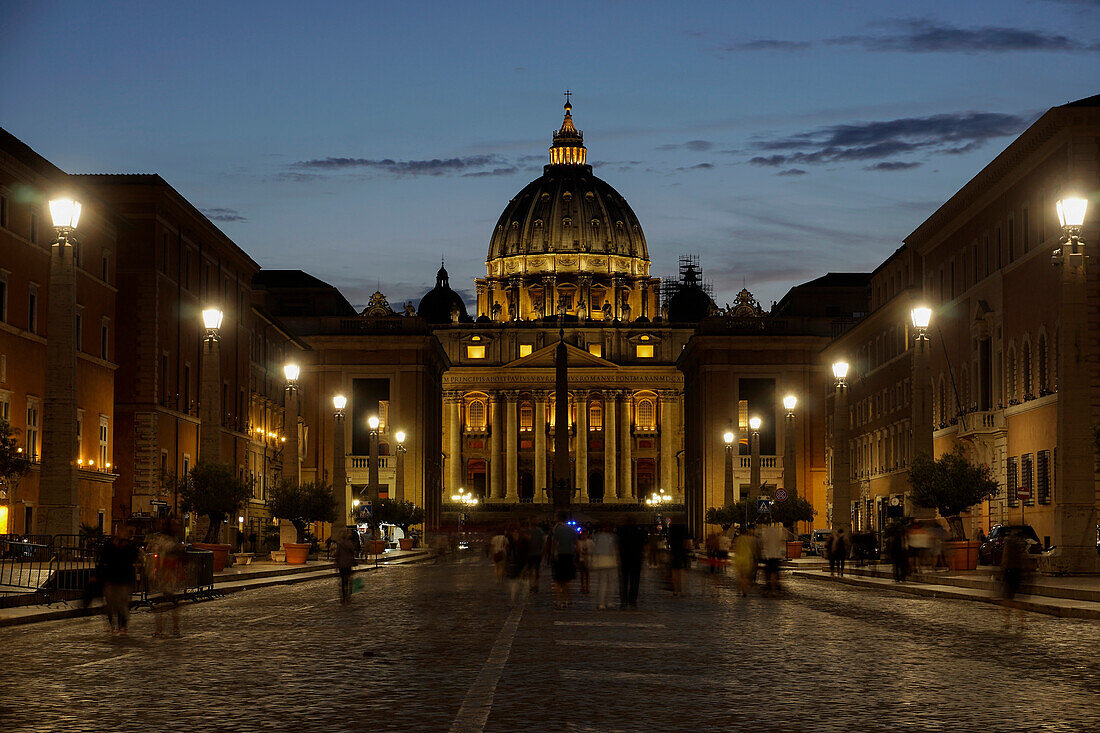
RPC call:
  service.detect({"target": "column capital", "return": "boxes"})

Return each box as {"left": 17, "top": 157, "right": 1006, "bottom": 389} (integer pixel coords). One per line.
{"left": 656, "top": 389, "right": 680, "bottom": 400}
{"left": 531, "top": 389, "right": 552, "bottom": 401}
{"left": 502, "top": 389, "right": 521, "bottom": 402}
{"left": 443, "top": 390, "right": 465, "bottom": 403}
{"left": 541, "top": 274, "right": 557, "bottom": 286}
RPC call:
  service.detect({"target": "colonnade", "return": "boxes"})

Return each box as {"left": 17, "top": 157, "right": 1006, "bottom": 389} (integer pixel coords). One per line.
{"left": 443, "top": 388, "right": 681, "bottom": 503}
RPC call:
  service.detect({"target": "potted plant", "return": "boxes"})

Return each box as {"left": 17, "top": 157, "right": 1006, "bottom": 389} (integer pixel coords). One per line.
{"left": 909, "top": 449, "right": 999, "bottom": 571}
{"left": 373, "top": 499, "right": 425, "bottom": 550}
{"left": 0, "top": 419, "right": 31, "bottom": 529}
{"left": 770, "top": 496, "right": 816, "bottom": 559}
{"left": 178, "top": 462, "right": 252, "bottom": 571}
{"left": 267, "top": 480, "right": 336, "bottom": 564}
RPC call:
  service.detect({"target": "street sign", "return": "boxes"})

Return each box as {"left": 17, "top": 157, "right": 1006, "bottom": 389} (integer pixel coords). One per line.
{"left": 774, "top": 488, "right": 788, "bottom": 502}
{"left": 1017, "top": 485, "right": 1031, "bottom": 502}
{"left": 757, "top": 497, "right": 772, "bottom": 514}
{"left": 149, "top": 500, "right": 167, "bottom": 507}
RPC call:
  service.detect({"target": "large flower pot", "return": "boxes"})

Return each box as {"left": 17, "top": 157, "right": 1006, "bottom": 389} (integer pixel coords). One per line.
{"left": 367, "top": 540, "right": 387, "bottom": 555}
{"left": 398, "top": 538, "right": 414, "bottom": 551}
{"left": 284, "top": 542, "right": 311, "bottom": 565}
{"left": 944, "top": 540, "right": 980, "bottom": 571}
{"left": 786, "top": 541, "right": 803, "bottom": 560}
{"left": 193, "top": 543, "right": 231, "bottom": 572}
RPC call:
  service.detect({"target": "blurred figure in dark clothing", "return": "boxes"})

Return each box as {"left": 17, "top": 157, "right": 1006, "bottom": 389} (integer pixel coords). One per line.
{"left": 329, "top": 528, "right": 358, "bottom": 604}
{"left": 886, "top": 522, "right": 908, "bottom": 583}
{"left": 1000, "top": 533, "right": 1033, "bottom": 631}
{"left": 667, "top": 523, "right": 692, "bottom": 597}
{"left": 616, "top": 517, "right": 647, "bottom": 608}
{"left": 100, "top": 525, "right": 139, "bottom": 635}
{"left": 506, "top": 524, "right": 530, "bottom": 605}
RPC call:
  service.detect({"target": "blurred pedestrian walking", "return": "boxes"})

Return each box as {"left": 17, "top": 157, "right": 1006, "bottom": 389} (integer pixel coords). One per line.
{"left": 616, "top": 517, "right": 647, "bottom": 608}
{"left": 527, "top": 521, "right": 546, "bottom": 593}
{"left": 146, "top": 518, "right": 186, "bottom": 636}
{"left": 551, "top": 513, "right": 578, "bottom": 609}
{"left": 759, "top": 522, "right": 786, "bottom": 594}
{"left": 828, "top": 528, "right": 851, "bottom": 577}
{"left": 490, "top": 527, "right": 508, "bottom": 584}
{"left": 99, "top": 525, "right": 139, "bottom": 635}
{"left": 733, "top": 526, "right": 757, "bottom": 597}
{"left": 886, "top": 521, "right": 908, "bottom": 583}
{"left": 999, "top": 532, "right": 1034, "bottom": 631}
{"left": 576, "top": 528, "right": 593, "bottom": 594}
{"left": 506, "top": 524, "right": 530, "bottom": 605}
{"left": 590, "top": 524, "right": 618, "bottom": 610}
{"left": 329, "top": 528, "right": 359, "bottom": 604}
{"left": 667, "top": 523, "right": 692, "bottom": 597}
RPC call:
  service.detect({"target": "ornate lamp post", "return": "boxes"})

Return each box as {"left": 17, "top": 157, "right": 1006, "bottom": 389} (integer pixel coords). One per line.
{"left": 332, "top": 394, "right": 348, "bottom": 531}
{"left": 748, "top": 416, "right": 762, "bottom": 498}
{"left": 367, "top": 415, "right": 380, "bottom": 500}
{"left": 910, "top": 306, "right": 934, "bottom": 511}
{"left": 199, "top": 307, "right": 224, "bottom": 465}
{"left": 39, "top": 199, "right": 82, "bottom": 533}
{"left": 830, "top": 361, "right": 851, "bottom": 529}
{"left": 782, "top": 394, "right": 798, "bottom": 500}
{"left": 282, "top": 363, "right": 300, "bottom": 487}
{"left": 1049, "top": 195, "right": 1097, "bottom": 572}
{"left": 722, "top": 427, "right": 735, "bottom": 506}
{"left": 394, "top": 430, "right": 407, "bottom": 502}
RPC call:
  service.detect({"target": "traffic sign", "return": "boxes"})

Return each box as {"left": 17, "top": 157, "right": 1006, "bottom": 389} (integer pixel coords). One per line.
{"left": 757, "top": 497, "right": 772, "bottom": 514}
{"left": 1017, "top": 485, "right": 1031, "bottom": 502}
{"left": 774, "top": 488, "right": 788, "bottom": 502}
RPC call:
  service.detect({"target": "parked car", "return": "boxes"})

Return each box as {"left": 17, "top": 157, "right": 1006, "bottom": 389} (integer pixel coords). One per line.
{"left": 978, "top": 524, "right": 1041, "bottom": 565}
{"left": 809, "top": 529, "right": 832, "bottom": 556}
{"left": 798, "top": 534, "right": 811, "bottom": 555}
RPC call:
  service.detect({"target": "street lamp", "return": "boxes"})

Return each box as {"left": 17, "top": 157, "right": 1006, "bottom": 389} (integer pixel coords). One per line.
{"left": 282, "top": 363, "right": 301, "bottom": 487}
{"left": 199, "top": 306, "right": 224, "bottom": 469}
{"left": 39, "top": 198, "right": 83, "bottom": 533}
{"left": 283, "top": 363, "right": 300, "bottom": 386}
{"left": 911, "top": 306, "right": 934, "bottom": 470}
{"left": 367, "top": 414, "right": 380, "bottom": 500}
{"left": 910, "top": 306, "right": 932, "bottom": 337}
{"left": 782, "top": 395, "right": 798, "bottom": 500}
{"left": 394, "top": 430, "right": 407, "bottom": 502}
{"left": 333, "top": 394, "right": 348, "bottom": 531}
{"left": 831, "top": 361, "right": 849, "bottom": 385}
{"left": 202, "top": 307, "right": 224, "bottom": 340}
{"left": 722, "top": 426, "right": 735, "bottom": 506}
{"left": 748, "top": 416, "right": 762, "bottom": 498}
{"left": 830, "top": 359, "right": 851, "bottom": 530}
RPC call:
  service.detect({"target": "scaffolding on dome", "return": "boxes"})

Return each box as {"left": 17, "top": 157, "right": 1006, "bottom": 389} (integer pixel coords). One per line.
{"left": 660, "top": 254, "right": 714, "bottom": 312}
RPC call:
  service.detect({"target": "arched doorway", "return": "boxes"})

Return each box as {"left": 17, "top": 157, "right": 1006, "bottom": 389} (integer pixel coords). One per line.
{"left": 466, "top": 459, "right": 487, "bottom": 499}
{"left": 518, "top": 470, "right": 534, "bottom": 503}
{"left": 637, "top": 459, "right": 656, "bottom": 498}
{"left": 588, "top": 471, "right": 604, "bottom": 503}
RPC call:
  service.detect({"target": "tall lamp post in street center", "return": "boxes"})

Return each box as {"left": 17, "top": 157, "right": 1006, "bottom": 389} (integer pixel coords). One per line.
{"left": 782, "top": 395, "right": 798, "bottom": 500}
{"left": 722, "top": 426, "right": 735, "bottom": 506}
{"left": 910, "top": 305, "right": 934, "bottom": 518}
{"left": 39, "top": 198, "right": 82, "bottom": 534}
{"left": 282, "top": 363, "right": 300, "bottom": 487}
{"left": 1048, "top": 195, "right": 1098, "bottom": 572}
{"left": 394, "top": 430, "right": 407, "bottom": 502}
{"left": 830, "top": 360, "right": 851, "bottom": 530}
{"left": 367, "top": 415, "right": 380, "bottom": 500}
{"left": 199, "top": 307, "right": 224, "bottom": 466}
{"left": 749, "top": 416, "right": 762, "bottom": 498}
{"left": 332, "top": 394, "right": 348, "bottom": 532}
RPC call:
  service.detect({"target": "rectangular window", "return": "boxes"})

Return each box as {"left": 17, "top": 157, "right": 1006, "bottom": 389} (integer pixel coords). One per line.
{"left": 0, "top": 195, "right": 7, "bottom": 228}
{"left": 1006, "top": 456, "right": 1019, "bottom": 508}
{"left": 518, "top": 344, "right": 532, "bottom": 358}
{"left": 1007, "top": 218, "right": 1014, "bottom": 262}
{"left": 996, "top": 228, "right": 1002, "bottom": 270}
{"left": 76, "top": 410, "right": 84, "bottom": 458}
{"left": 983, "top": 236, "right": 990, "bottom": 278}
{"left": 160, "top": 353, "right": 170, "bottom": 404}
{"left": 183, "top": 249, "right": 190, "bottom": 290}
{"left": 466, "top": 345, "right": 485, "bottom": 359}
{"left": 588, "top": 343, "right": 602, "bottom": 358}
{"left": 162, "top": 233, "right": 169, "bottom": 275}
{"left": 1021, "top": 453, "right": 1034, "bottom": 506}
{"left": 1037, "top": 449, "right": 1051, "bottom": 504}
{"left": 0, "top": 271, "right": 7, "bottom": 322}
{"left": 183, "top": 363, "right": 191, "bottom": 411}
{"left": 182, "top": 453, "right": 190, "bottom": 477}
{"left": 1022, "top": 207, "right": 1030, "bottom": 253}
{"left": 98, "top": 415, "right": 109, "bottom": 468}
{"left": 28, "top": 285, "right": 37, "bottom": 334}
{"left": 74, "top": 240, "right": 82, "bottom": 269}
{"left": 635, "top": 344, "right": 654, "bottom": 358}
{"left": 101, "top": 321, "right": 109, "bottom": 360}
{"left": 101, "top": 253, "right": 109, "bottom": 282}
{"left": 75, "top": 308, "right": 83, "bottom": 351}
{"left": 30, "top": 213, "right": 38, "bottom": 245}
{"left": 0, "top": 391, "right": 10, "bottom": 423}
{"left": 26, "top": 397, "right": 40, "bottom": 460}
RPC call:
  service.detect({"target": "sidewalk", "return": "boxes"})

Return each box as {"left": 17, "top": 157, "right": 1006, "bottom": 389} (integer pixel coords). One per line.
{"left": 791, "top": 562, "right": 1100, "bottom": 619}
{"left": 0, "top": 548, "right": 433, "bottom": 628}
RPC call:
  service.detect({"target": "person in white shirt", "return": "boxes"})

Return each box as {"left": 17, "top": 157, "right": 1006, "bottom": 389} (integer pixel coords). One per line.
{"left": 759, "top": 522, "right": 787, "bottom": 593}
{"left": 589, "top": 524, "right": 619, "bottom": 610}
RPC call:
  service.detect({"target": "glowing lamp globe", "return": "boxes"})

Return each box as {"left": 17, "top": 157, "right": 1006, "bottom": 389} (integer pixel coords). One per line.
{"left": 910, "top": 307, "right": 932, "bottom": 330}
{"left": 202, "top": 308, "right": 224, "bottom": 330}
{"left": 395, "top": 430, "right": 406, "bottom": 443}
{"left": 832, "top": 361, "right": 849, "bottom": 380}
{"left": 1056, "top": 197, "right": 1087, "bottom": 228}
{"left": 283, "top": 363, "right": 300, "bottom": 382}
{"left": 723, "top": 431, "right": 735, "bottom": 445}
{"left": 333, "top": 395, "right": 347, "bottom": 410}
{"left": 749, "top": 416, "right": 762, "bottom": 431}
{"left": 783, "top": 395, "right": 797, "bottom": 411}
{"left": 368, "top": 415, "right": 380, "bottom": 430}
{"left": 49, "top": 198, "right": 82, "bottom": 229}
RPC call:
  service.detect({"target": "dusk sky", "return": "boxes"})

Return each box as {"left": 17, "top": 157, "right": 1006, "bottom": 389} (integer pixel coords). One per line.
{"left": 3, "top": 0, "right": 1098, "bottom": 310}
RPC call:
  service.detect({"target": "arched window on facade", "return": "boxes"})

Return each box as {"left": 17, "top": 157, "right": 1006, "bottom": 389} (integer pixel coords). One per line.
{"left": 519, "top": 401, "right": 533, "bottom": 432}
{"left": 1022, "top": 341, "right": 1033, "bottom": 398}
{"left": 589, "top": 401, "right": 603, "bottom": 431}
{"left": 467, "top": 398, "right": 487, "bottom": 431}
{"left": 1037, "top": 333, "right": 1048, "bottom": 393}
{"left": 636, "top": 397, "right": 655, "bottom": 430}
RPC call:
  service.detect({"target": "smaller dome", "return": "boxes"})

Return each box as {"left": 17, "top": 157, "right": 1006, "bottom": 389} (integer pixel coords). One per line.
{"left": 419, "top": 262, "right": 470, "bottom": 324}
{"left": 666, "top": 262, "right": 715, "bottom": 323}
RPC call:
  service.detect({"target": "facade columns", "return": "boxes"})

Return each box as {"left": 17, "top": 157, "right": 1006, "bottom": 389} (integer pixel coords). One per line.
{"left": 505, "top": 391, "right": 519, "bottom": 501}
{"left": 604, "top": 393, "right": 618, "bottom": 500}
{"left": 542, "top": 275, "right": 556, "bottom": 320}
{"left": 446, "top": 392, "right": 463, "bottom": 494}
{"left": 658, "top": 390, "right": 676, "bottom": 496}
{"left": 619, "top": 391, "right": 633, "bottom": 499}
{"left": 534, "top": 391, "right": 548, "bottom": 502}
{"left": 490, "top": 392, "right": 504, "bottom": 499}
{"left": 575, "top": 391, "right": 588, "bottom": 501}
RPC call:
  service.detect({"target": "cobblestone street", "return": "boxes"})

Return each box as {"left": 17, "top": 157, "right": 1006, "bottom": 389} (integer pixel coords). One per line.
{"left": 2, "top": 555, "right": 1099, "bottom": 732}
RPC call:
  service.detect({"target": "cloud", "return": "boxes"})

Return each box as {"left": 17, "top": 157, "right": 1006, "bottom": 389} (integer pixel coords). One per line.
{"left": 202, "top": 207, "right": 247, "bottom": 222}
{"left": 748, "top": 111, "right": 1026, "bottom": 167}
{"left": 776, "top": 168, "right": 808, "bottom": 176}
{"left": 723, "top": 39, "right": 811, "bottom": 52}
{"left": 288, "top": 154, "right": 510, "bottom": 177}
{"left": 865, "top": 161, "right": 922, "bottom": 171}
{"left": 826, "top": 19, "right": 1097, "bottom": 53}
{"left": 462, "top": 167, "right": 519, "bottom": 178}
{"left": 656, "top": 139, "right": 715, "bottom": 151}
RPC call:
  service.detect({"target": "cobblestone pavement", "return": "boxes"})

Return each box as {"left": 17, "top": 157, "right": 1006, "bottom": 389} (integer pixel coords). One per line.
{"left": 2, "top": 555, "right": 1099, "bottom": 732}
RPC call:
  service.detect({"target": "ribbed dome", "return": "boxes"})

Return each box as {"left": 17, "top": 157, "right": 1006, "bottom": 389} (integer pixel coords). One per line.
{"left": 487, "top": 102, "right": 647, "bottom": 265}
{"left": 418, "top": 263, "right": 470, "bottom": 324}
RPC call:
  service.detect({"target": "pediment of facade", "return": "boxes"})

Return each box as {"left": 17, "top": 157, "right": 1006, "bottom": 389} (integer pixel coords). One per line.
{"left": 503, "top": 341, "right": 619, "bottom": 369}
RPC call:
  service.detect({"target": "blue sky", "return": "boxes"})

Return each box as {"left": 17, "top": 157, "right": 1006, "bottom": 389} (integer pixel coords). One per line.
{"left": 2, "top": 0, "right": 1098, "bottom": 309}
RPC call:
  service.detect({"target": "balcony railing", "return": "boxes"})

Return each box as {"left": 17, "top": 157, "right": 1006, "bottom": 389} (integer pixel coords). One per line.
{"left": 349, "top": 456, "right": 392, "bottom": 469}
{"left": 739, "top": 456, "right": 778, "bottom": 469}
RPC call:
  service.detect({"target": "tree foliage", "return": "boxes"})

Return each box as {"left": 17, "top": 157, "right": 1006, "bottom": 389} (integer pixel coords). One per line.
{"left": 770, "top": 496, "right": 816, "bottom": 529}
{"left": 908, "top": 449, "right": 999, "bottom": 540}
{"left": 178, "top": 462, "right": 253, "bottom": 543}
{"left": 706, "top": 494, "right": 813, "bottom": 530}
{"left": 267, "top": 480, "right": 337, "bottom": 543}
{"left": 0, "top": 419, "right": 31, "bottom": 499}
{"left": 372, "top": 499, "right": 424, "bottom": 532}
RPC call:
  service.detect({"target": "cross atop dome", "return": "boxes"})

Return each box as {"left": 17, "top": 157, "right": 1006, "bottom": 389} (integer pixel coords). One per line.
{"left": 550, "top": 92, "right": 586, "bottom": 166}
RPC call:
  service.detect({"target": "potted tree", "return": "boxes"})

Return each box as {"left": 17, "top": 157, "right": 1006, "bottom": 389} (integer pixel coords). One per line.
{"left": 704, "top": 505, "right": 739, "bottom": 531}
{"left": 770, "top": 496, "right": 816, "bottom": 559}
{"left": 267, "top": 481, "right": 336, "bottom": 564}
{"left": 178, "top": 462, "right": 252, "bottom": 571}
{"left": 374, "top": 499, "right": 424, "bottom": 550}
{"left": 908, "top": 449, "right": 999, "bottom": 571}
{"left": 0, "top": 419, "right": 31, "bottom": 530}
